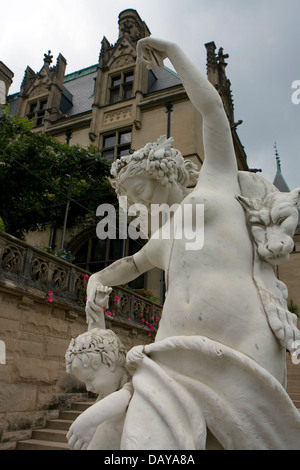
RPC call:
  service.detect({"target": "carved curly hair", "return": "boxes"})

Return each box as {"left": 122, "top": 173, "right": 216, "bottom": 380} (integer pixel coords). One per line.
{"left": 65, "top": 328, "right": 127, "bottom": 373}
{"left": 109, "top": 135, "right": 199, "bottom": 197}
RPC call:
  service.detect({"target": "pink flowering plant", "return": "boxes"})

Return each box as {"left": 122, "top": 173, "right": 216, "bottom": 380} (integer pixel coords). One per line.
{"left": 134, "top": 305, "right": 160, "bottom": 337}
{"left": 102, "top": 294, "right": 119, "bottom": 319}
{"left": 46, "top": 290, "right": 53, "bottom": 303}
{"left": 103, "top": 287, "right": 160, "bottom": 338}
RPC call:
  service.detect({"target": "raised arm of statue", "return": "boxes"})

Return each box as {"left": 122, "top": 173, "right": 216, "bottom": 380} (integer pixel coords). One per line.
{"left": 137, "top": 37, "right": 236, "bottom": 178}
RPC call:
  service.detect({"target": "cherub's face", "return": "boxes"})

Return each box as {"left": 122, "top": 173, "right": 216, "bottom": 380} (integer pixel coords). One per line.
{"left": 71, "top": 355, "right": 123, "bottom": 398}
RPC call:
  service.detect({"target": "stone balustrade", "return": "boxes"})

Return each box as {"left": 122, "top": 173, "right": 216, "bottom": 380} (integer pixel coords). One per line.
{"left": 0, "top": 231, "right": 162, "bottom": 332}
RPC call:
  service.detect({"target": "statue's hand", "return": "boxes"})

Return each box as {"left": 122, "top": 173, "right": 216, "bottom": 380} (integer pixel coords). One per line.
{"left": 137, "top": 37, "right": 174, "bottom": 69}
{"left": 95, "top": 284, "right": 112, "bottom": 309}
{"left": 86, "top": 282, "right": 112, "bottom": 325}
{"left": 126, "top": 345, "right": 145, "bottom": 366}
{"left": 66, "top": 411, "right": 98, "bottom": 450}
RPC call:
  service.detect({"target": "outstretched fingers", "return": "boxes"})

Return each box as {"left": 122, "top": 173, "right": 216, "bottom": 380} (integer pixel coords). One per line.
{"left": 67, "top": 427, "right": 90, "bottom": 450}
{"left": 137, "top": 40, "right": 164, "bottom": 69}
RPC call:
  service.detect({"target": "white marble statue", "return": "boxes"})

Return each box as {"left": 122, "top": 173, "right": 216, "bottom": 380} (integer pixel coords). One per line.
{"left": 80, "top": 37, "right": 300, "bottom": 450}
{"left": 65, "top": 328, "right": 132, "bottom": 450}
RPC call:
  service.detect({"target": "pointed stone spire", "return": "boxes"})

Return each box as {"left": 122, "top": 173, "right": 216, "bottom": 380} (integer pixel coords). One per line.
{"left": 273, "top": 143, "right": 290, "bottom": 192}
{"left": 274, "top": 143, "right": 281, "bottom": 172}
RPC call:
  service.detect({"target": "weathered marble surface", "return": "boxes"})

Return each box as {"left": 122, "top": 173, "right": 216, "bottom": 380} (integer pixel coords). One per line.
{"left": 68, "top": 37, "right": 300, "bottom": 450}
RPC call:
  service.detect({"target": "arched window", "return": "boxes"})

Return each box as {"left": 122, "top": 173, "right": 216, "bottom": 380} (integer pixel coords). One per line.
{"left": 68, "top": 229, "right": 145, "bottom": 289}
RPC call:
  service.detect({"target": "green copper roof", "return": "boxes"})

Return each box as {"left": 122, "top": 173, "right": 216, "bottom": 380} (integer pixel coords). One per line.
{"left": 64, "top": 64, "right": 98, "bottom": 83}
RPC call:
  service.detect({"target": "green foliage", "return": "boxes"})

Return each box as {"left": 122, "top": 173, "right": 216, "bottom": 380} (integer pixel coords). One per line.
{"left": 0, "top": 106, "right": 117, "bottom": 238}
{"left": 131, "top": 288, "right": 159, "bottom": 303}
{"left": 0, "top": 217, "right": 5, "bottom": 231}
{"left": 43, "top": 246, "right": 75, "bottom": 263}
{"left": 289, "top": 300, "right": 299, "bottom": 317}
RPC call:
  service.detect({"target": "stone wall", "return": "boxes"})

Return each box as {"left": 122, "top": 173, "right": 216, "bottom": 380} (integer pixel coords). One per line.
{"left": 0, "top": 281, "right": 153, "bottom": 449}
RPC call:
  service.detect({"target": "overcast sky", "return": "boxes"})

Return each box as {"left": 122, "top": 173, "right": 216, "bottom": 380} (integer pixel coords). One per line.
{"left": 2, "top": 0, "right": 300, "bottom": 190}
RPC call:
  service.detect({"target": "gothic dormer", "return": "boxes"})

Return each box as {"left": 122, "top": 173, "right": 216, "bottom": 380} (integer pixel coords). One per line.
{"left": 90, "top": 9, "right": 151, "bottom": 145}
{"left": 94, "top": 9, "right": 151, "bottom": 110}
{"left": 16, "top": 51, "right": 67, "bottom": 128}
{"left": 98, "top": 10, "right": 150, "bottom": 73}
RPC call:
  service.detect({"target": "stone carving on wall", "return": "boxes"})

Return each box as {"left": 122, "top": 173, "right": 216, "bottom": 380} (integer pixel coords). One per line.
{"left": 30, "top": 83, "right": 50, "bottom": 98}
{"left": 66, "top": 38, "right": 300, "bottom": 450}
{"left": 109, "top": 54, "right": 135, "bottom": 70}
{"left": 1, "top": 244, "right": 24, "bottom": 274}
{"left": 31, "top": 257, "right": 49, "bottom": 283}
{"left": 103, "top": 105, "right": 132, "bottom": 124}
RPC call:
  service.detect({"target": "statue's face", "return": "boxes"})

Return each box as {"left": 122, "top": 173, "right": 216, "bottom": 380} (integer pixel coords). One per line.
{"left": 121, "top": 175, "right": 160, "bottom": 209}
{"left": 71, "top": 355, "right": 123, "bottom": 398}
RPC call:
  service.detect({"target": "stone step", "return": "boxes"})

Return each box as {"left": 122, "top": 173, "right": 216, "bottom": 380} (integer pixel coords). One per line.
{"left": 16, "top": 439, "right": 69, "bottom": 450}
{"left": 31, "top": 428, "right": 68, "bottom": 443}
{"left": 70, "top": 401, "right": 94, "bottom": 411}
{"left": 46, "top": 419, "right": 73, "bottom": 431}
{"left": 287, "top": 380, "right": 300, "bottom": 387}
{"left": 287, "top": 390, "right": 300, "bottom": 398}
{"left": 287, "top": 387, "right": 300, "bottom": 394}
{"left": 58, "top": 410, "right": 82, "bottom": 420}
{"left": 287, "top": 364, "right": 300, "bottom": 373}
{"left": 15, "top": 399, "right": 95, "bottom": 450}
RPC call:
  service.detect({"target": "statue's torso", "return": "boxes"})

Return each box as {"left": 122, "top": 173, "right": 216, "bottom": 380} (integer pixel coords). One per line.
{"left": 155, "top": 184, "right": 286, "bottom": 382}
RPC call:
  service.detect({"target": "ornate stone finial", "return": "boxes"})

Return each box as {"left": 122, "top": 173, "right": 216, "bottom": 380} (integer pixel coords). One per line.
{"left": 274, "top": 142, "right": 281, "bottom": 172}
{"left": 217, "top": 47, "right": 229, "bottom": 66}
{"left": 44, "top": 50, "right": 53, "bottom": 65}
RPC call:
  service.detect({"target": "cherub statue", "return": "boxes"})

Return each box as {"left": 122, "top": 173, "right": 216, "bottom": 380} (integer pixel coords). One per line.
{"left": 65, "top": 328, "right": 132, "bottom": 450}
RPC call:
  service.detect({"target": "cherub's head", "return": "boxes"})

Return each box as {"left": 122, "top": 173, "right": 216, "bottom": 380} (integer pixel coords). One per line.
{"left": 65, "top": 328, "right": 129, "bottom": 397}
{"left": 109, "top": 135, "right": 199, "bottom": 208}
{"left": 238, "top": 188, "right": 300, "bottom": 265}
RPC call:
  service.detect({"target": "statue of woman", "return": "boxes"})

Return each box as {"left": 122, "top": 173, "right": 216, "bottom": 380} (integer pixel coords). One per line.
{"left": 85, "top": 37, "right": 300, "bottom": 450}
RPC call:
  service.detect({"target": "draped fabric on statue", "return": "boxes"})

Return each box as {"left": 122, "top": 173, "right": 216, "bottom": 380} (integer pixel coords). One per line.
{"left": 121, "top": 336, "right": 300, "bottom": 450}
